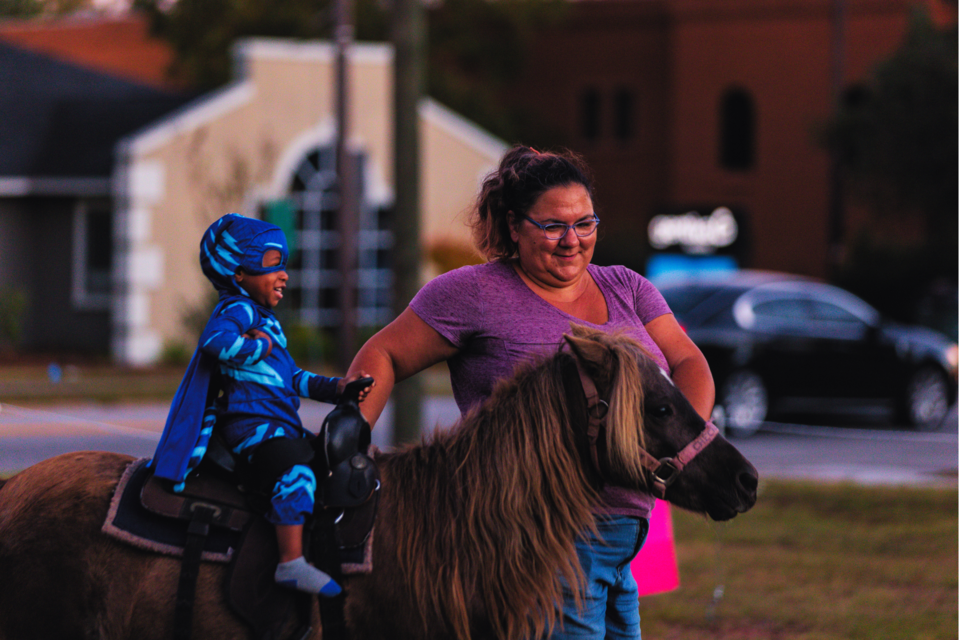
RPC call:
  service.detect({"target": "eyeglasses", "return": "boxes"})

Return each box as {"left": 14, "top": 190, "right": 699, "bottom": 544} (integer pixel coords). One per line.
{"left": 522, "top": 215, "right": 600, "bottom": 240}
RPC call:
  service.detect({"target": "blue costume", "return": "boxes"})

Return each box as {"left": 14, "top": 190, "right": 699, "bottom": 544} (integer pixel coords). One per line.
{"left": 152, "top": 213, "right": 340, "bottom": 525}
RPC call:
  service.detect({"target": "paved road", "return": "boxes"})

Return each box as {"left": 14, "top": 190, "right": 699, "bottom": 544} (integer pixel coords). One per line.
{"left": 0, "top": 398, "right": 462, "bottom": 475}
{"left": 0, "top": 398, "right": 956, "bottom": 487}
{"left": 734, "top": 421, "right": 957, "bottom": 487}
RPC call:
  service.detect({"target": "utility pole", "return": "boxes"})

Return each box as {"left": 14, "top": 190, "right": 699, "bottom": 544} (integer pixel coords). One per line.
{"left": 827, "top": 0, "right": 847, "bottom": 278}
{"left": 391, "top": 0, "right": 425, "bottom": 444}
{"left": 336, "top": 0, "right": 359, "bottom": 372}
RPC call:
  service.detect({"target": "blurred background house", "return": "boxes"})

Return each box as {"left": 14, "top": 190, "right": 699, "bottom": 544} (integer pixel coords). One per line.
{"left": 0, "top": 0, "right": 954, "bottom": 364}
{"left": 0, "top": 15, "right": 192, "bottom": 358}
{"left": 0, "top": 14, "right": 504, "bottom": 364}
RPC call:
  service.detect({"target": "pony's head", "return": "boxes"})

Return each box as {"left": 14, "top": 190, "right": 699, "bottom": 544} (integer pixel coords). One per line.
{"left": 563, "top": 324, "right": 758, "bottom": 521}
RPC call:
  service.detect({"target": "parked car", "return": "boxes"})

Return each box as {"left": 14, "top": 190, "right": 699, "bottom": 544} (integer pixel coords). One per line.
{"left": 656, "top": 270, "right": 958, "bottom": 437}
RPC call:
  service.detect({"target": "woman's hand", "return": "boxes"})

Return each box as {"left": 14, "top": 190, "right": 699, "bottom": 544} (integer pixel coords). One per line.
{"left": 243, "top": 328, "right": 273, "bottom": 359}
{"left": 346, "top": 308, "right": 459, "bottom": 426}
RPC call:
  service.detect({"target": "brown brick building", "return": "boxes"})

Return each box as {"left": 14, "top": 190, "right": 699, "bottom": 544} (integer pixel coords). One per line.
{"left": 509, "top": 0, "right": 954, "bottom": 278}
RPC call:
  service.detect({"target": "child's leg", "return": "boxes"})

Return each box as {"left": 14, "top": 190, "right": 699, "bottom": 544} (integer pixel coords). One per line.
{"left": 269, "top": 464, "right": 341, "bottom": 597}
{"left": 275, "top": 523, "right": 304, "bottom": 563}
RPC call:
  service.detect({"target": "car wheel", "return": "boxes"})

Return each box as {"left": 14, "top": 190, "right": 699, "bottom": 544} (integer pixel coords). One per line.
{"left": 720, "top": 370, "right": 768, "bottom": 438}
{"left": 901, "top": 366, "right": 951, "bottom": 430}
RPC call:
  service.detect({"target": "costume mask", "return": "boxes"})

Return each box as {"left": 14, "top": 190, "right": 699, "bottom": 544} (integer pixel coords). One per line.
{"left": 200, "top": 213, "right": 289, "bottom": 296}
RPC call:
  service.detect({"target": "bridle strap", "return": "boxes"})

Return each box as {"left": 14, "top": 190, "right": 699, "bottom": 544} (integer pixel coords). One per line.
{"left": 569, "top": 351, "right": 719, "bottom": 499}
{"left": 675, "top": 421, "right": 720, "bottom": 468}
{"left": 572, "top": 359, "right": 608, "bottom": 478}
{"left": 638, "top": 421, "right": 720, "bottom": 498}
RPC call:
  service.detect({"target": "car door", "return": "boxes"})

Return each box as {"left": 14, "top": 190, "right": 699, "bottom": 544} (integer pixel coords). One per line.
{"left": 742, "top": 296, "right": 821, "bottom": 399}
{"left": 803, "top": 296, "right": 900, "bottom": 400}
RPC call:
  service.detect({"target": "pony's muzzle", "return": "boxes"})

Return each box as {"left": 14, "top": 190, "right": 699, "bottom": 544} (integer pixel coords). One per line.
{"left": 735, "top": 462, "right": 760, "bottom": 511}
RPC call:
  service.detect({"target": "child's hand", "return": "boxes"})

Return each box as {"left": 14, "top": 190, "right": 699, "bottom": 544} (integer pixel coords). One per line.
{"left": 243, "top": 328, "right": 273, "bottom": 358}
{"left": 338, "top": 372, "right": 376, "bottom": 403}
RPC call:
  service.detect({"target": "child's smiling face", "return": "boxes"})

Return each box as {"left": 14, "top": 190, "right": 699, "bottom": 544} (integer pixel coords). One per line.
{"left": 234, "top": 249, "right": 287, "bottom": 308}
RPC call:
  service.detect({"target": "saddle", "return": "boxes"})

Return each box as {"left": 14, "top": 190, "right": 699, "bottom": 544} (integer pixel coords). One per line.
{"left": 132, "top": 378, "right": 380, "bottom": 640}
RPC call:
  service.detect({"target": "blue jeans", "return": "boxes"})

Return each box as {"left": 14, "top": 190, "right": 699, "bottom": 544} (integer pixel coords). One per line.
{"left": 547, "top": 515, "right": 650, "bottom": 640}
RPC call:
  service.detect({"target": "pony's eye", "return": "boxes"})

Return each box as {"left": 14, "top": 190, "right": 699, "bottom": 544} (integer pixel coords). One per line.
{"left": 649, "top": 405, "right": 672, "bottom": 418}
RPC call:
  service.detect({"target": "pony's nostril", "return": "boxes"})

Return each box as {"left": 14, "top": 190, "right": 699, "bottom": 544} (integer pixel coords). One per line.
{"left": 738, "top": 467, "right": 759, "bottom": 496}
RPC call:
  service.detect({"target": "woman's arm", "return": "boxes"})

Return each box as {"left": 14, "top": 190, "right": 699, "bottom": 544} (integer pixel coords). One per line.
{"left": 346, "top": 307, "right": 460, "bottom": 426}
{"left": 645, "top": 313, "right": 715, "bottom": 421}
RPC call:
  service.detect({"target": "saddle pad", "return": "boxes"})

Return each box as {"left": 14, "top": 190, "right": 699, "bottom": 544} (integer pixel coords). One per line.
{"left": 102, "top": 458, "right": 239, "bottom": 563}
{"left": 340, "top": 527, "right": 374, "bottom": 575}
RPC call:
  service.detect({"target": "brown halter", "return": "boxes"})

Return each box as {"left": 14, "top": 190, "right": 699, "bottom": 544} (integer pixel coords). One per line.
{"left": 572, "top": 358, "right": 719, "bottom": 500}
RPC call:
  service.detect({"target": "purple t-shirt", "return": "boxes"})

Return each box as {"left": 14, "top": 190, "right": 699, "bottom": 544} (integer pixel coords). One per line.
{"left": 409, "top": 260, "right": 673, "bottom": 518}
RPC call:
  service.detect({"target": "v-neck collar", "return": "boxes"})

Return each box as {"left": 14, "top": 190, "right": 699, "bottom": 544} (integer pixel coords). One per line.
{"left": 502, "top": 261, "right": 611, "bottom": 326}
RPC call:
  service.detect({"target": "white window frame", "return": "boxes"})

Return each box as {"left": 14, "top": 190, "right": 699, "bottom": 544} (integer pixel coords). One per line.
{"left": 72, "top": 200, "right": 112, "bottom": 311}
{"left": 286, "top": 148, "right": 392, "bottom": 328}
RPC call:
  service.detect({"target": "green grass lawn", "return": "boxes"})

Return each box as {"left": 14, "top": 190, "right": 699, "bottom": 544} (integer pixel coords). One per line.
{"left": 640, "top": 480, "right": 958, "bottom": 639}
{"left": 0, "top": 364, "right": 184, "bottom": 402}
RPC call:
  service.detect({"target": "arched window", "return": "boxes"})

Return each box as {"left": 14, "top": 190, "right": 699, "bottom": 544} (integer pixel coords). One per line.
{"left": 579, "top": 87, "right": 601, "bottom": 141}
{"left": 277, "top": 147, "right": 392, "bottom": 328}
{"left": 613, "top": 86, "right": 635, "bottom": 142}
{"left": 719, "top": 87, "right": 756, "bottom": 171}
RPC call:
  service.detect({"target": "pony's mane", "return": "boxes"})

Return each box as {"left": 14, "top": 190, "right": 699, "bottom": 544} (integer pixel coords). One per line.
{"left": 383, "top": 326, "right": 652, "bottom": 640}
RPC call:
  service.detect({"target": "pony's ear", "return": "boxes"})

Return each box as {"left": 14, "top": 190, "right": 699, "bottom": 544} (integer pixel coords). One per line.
{"left": 563, "top": 331, "right": 614, "bottom": 387}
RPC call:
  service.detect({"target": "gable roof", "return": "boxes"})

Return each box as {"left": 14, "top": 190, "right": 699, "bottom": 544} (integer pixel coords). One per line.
{"left": 0, "top": 14, "right": 182, "bottom": 91}
{"left": 0, "top": 40, "right": 190, "bottom": 185}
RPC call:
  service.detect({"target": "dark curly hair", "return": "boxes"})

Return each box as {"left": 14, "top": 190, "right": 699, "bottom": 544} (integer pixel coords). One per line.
{"left": 470, "top": 145, "right": 594, "bottom": 261}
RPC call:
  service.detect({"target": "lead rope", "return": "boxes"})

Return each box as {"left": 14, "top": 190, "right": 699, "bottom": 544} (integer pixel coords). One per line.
{"left": 704, "top": 521, "right": 728, "bottom": 623}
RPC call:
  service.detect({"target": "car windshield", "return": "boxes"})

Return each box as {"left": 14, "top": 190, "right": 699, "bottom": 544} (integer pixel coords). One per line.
{"left": 660, "top": 286, "right": 718, "bottom": 315}
{"left": 661, "top": 284, "right": 748, "bottom": 328}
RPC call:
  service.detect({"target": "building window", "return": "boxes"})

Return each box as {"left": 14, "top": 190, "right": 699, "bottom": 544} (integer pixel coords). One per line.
{"left": 719, "top": 87, "right": 756, "bottom": 171}
{"left": 278, "top": 147, "right": 392, "bottom": 329}
{"left": 613, "top": 87, "right": 635, "bottom": 141}
{"left": 72, "top": 200, "right": 112, "bottom": 310}
{"left": 579, "top": 87, "right": 601, "bottom": 141}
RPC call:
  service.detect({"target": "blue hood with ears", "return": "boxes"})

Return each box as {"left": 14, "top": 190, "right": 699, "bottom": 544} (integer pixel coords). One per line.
{"left": 200, "top": 213, "right": 289, "bottom": 297}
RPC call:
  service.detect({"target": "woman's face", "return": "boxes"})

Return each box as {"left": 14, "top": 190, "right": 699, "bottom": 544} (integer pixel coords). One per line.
{"left": 509, "top": 183, "right": 597, "bottom": 288}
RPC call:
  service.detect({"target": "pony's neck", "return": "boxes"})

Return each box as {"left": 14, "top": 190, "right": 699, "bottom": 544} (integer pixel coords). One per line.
{"left": 387, "top": 355, "right": 602, "bottom": 640}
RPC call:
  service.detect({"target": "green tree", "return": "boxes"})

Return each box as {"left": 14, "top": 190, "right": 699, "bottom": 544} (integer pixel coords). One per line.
{"left": 823, "top": 8, "right": 957, "bottom": 268}
{"left": 821, "top": 8, "right": 957, "bottom": 323}
{"left": 0, "top": 0, "right": 42, "bottom": 17}
{"left": 0, "top": 287, "right": 27, "bottom": 351}
{"left": 136, "top": 0, "right": 335, "bottom": 90}
{"left": 426, "top": 0, "right": 567, "bottom": 142}
{"left": 135, "top": 0, "right": 565, "bottom": 140}
{"left": 1, "top": 0, "right": 90, "bottom": 17}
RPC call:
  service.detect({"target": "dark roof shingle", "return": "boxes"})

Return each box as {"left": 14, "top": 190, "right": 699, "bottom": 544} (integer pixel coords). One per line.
{"left": 0, "top": 41, "right": 190, "bottom": 178}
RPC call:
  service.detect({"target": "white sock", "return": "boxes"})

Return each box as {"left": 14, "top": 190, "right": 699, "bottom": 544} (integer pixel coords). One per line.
{"left": 275, "top": 556, "right": 342, "bottom": 597}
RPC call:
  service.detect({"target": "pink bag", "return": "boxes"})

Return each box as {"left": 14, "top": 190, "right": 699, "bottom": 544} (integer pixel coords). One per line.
{"left": 632, "top": 499, "right": 680, "bottom": 596}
